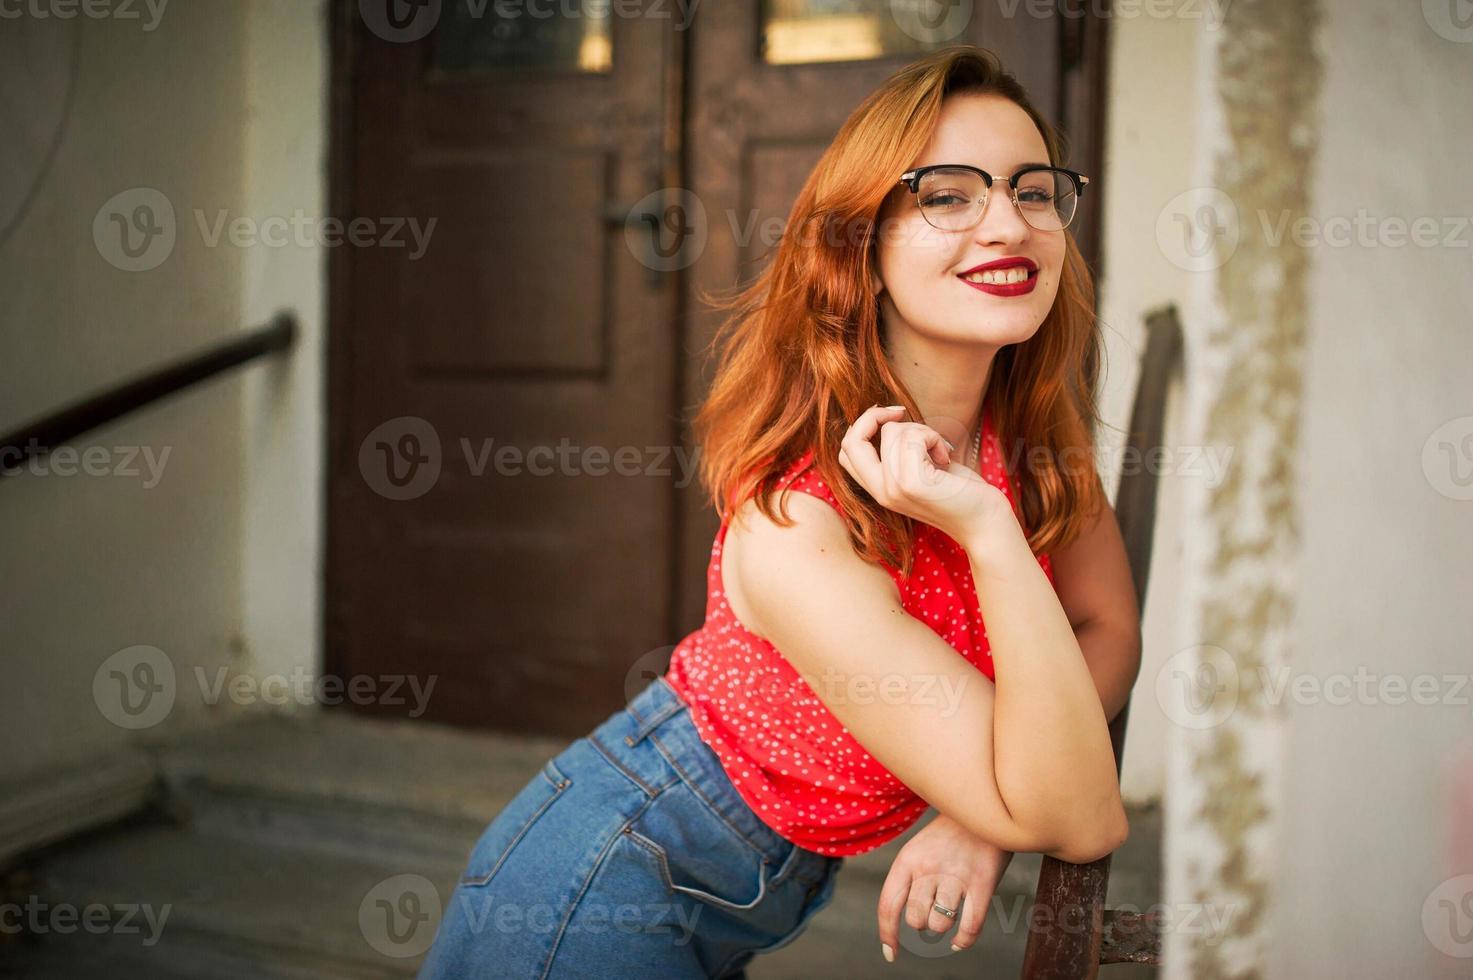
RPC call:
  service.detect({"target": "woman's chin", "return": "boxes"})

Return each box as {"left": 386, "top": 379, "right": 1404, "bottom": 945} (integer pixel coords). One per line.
{"left": 937, "top": 316, "right": 1047, "bottom": 347}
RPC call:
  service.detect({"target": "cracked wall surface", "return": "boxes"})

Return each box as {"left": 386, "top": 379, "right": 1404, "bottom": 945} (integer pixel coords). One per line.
{"left": 1167, "top": 1, "right": 1322, "bottom": 977}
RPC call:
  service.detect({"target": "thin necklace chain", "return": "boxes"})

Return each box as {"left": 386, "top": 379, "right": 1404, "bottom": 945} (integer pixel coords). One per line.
{"left": 966, "top": 414, "right": 983, "bottom": 471}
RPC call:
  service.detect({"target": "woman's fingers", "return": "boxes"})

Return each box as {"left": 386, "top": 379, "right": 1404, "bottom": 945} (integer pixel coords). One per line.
{"left": 840, "top": 405, "right": 905, "bottom": 490}
{"left": 875, "top": 861, "right": 913, "bottom": 962}
{"left": 948, "top": 887, "right": 990, "bottom": 953}
{"left": 881, "top": 867, "right": 994, "bottom": 958}
{"left": 925, "top": 878, "right": 966, "bottom": 935}
{"left": 903, "top": 874, "right": 938, "bottom": 933}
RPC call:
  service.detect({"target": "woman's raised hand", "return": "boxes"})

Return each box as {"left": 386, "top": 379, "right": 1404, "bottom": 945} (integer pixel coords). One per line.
{"left": 837, "top": 405, "right": 1014, "bottom": 544}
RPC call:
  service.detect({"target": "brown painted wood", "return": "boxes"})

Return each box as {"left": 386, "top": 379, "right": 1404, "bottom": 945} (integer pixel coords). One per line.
{"left": 1101, "top": 908, "right": 1165, "bottom": 966}
{"left": 1022, "top": 305, "right": 1183, "bottom": 978}
{"left": 327, "top": 1, "right": 682, "bottom": 735}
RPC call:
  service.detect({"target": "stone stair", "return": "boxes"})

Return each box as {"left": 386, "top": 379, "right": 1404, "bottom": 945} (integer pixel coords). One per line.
{"left": 0, "top": 712, "right": 1160, "bottom": 978}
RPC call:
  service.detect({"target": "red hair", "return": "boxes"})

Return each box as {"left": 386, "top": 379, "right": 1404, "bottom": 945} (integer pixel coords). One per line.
{"left": 691, "top": 45, "right": 1106, "bottom": 577}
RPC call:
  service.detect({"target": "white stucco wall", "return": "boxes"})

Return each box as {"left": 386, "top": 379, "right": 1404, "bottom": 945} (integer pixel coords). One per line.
{"left": 0, "top": 1, "right": 328, "bottom": 781}
{"left": 1271, "top": 4, "right": 1473, "bottom": 977}
{"left": 1096, "top": 4, "right": 1206, "bottom": 805}
{"left": 239, "top": 0, "right": 329, "bottom": 692}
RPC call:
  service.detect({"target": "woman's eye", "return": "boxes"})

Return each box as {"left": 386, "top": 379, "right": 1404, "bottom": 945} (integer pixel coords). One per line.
{"left": 922, "top": 191, "right": 969, "bottom": 208}
{"left": 1017, "top": 188, "right": 1055, "bottom": 204}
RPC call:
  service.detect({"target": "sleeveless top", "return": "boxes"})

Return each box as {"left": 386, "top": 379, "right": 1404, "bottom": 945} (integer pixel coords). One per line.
{"left": 663, "top": 405, "right": 1056, "bottom": 856}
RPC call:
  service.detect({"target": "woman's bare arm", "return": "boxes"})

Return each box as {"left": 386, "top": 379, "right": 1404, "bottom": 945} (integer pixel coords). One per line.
{"left": 964, "top": 515, "right": 1129, "bottom": 859}
{"left": 724, "top": 491, "right": 1128, "bottom": 864}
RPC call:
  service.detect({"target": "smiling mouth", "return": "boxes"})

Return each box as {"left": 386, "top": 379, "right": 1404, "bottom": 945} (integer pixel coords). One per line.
{"left": 958, "top": 267, "right": 1034, "bottom": 286}
{"left": 957, "top": 266, "right": 1039, "bottom": 296}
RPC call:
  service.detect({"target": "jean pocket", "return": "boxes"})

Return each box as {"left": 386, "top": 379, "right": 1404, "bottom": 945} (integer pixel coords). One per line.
{"left": 620, "top": 783, "right": 795, "bottom": 913}
{"left": 750, "top": 857, "right": 841, "bottom": 955}
{"left": 459, "top": 757, "right": 573, "bottom": 888}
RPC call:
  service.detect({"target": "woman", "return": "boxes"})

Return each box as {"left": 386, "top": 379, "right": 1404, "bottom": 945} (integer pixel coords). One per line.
{"left": 419, "top": 44, "right": 1141, "bottom": 978}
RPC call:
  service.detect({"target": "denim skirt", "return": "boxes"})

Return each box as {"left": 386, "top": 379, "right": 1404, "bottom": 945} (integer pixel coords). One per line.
{"left": 417, "top": 674, "right": 846, "bottom": 979}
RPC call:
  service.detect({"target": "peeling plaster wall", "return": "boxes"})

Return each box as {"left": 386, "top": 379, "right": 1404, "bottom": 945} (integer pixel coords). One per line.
{"left": 1165, "top": 1, "right": 1473, "bottom": 977}
{"left": 1165, "top": 0, "right": 1322, "bottom": 976}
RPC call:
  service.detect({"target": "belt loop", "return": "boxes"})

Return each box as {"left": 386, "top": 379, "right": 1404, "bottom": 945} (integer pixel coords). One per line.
{"left": 625, "top": 678, "right": 683, "bottom": 746}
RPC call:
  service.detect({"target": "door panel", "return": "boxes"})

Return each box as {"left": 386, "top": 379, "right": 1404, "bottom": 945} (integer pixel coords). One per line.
{"left": 329, "top": 1, "right": 676, "bottom": 735}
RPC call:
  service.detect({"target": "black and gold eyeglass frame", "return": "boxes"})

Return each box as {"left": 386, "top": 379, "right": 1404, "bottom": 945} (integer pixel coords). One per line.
{"left": 897, "top": 164, "right": 1091, "bottom": 233}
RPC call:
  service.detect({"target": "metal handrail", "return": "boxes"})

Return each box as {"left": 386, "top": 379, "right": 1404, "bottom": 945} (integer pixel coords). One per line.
{"left": 0, "top": 312, "right": 297, "bottom": 478}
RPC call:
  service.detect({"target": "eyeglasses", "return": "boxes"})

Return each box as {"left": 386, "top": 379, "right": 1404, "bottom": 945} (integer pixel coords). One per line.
{"left": 897, "top": 164, "right": 1090, "bottom": 233}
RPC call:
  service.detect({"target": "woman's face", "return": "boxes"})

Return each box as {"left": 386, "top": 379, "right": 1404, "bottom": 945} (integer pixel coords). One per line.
{"left": 872, "top": 92, "right": 1068, "bottom": 349}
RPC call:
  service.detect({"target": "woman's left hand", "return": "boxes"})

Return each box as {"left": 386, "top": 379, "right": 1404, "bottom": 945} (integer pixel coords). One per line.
{"left": 877, "top": 811, "right": 1015, "bottom": 961}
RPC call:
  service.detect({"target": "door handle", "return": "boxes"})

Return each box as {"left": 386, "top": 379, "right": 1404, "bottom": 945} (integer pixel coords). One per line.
{"left": 604, "top": 192, "right": 686, "bottom": 288}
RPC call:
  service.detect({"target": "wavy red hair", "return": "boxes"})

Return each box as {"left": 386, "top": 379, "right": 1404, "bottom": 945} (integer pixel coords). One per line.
{"left": 691, "top": 45, "right": 1106, "bottom": 578}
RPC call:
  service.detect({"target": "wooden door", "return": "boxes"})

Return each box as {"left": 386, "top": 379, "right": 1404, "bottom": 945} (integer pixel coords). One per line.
{"left": 327, "top": 0, "right": 683, "bottom": 736}
{"left": 328, "top": 1, "right": 1107, "bottom": 736}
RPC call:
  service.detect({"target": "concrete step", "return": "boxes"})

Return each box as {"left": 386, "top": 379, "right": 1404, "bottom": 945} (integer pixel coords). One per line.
{"left": 8, "top": 819, "right": 456, "bottom": 978}
{"left": 151, "top": 711, "right": 574, "bottom": 869}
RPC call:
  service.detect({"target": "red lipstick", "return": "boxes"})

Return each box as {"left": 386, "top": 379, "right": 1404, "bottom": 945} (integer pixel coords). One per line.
{"left": 957, "top": 256, "right": 1038, "bottom": 297}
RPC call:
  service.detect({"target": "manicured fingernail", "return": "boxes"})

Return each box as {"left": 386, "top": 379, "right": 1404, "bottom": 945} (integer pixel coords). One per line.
{"left": 881, "top": 942, "right": 894, "bottom": 962}
{"left": 886, "top": 404, "right": 904, "bottom": 410}
{"left": 942, "top": 438, "right": 956, "bottom": 451}
{"left": 951, "top": 943, "right": 962, "bottom": 951}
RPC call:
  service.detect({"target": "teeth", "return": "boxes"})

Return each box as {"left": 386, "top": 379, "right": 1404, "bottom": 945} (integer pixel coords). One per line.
{"left": 963, "top": 267, "right": 1031, "bottom": 285}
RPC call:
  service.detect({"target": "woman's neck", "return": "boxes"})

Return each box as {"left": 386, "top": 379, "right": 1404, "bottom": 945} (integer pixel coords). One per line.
{"left": 883, "top": 324, "right": 996, "bottom": 455}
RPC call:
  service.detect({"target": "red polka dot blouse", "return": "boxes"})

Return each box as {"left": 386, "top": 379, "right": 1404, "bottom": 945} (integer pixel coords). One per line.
{"left": 664, "top": 404, "right": 1056, "bottom": 856}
